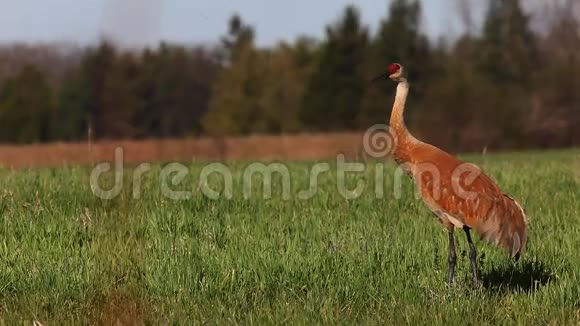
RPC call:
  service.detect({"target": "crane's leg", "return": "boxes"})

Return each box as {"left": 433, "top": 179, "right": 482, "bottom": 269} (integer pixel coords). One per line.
{"left": 463, "top": 226, "right": 479, "bottom": 286}
{"left": 447, "top": 230, "right": 457, "bottom": 285}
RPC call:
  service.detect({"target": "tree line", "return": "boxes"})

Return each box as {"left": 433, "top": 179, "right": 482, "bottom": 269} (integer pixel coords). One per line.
{"left": 0, "top": 0, "right": 578, "bottom": 151}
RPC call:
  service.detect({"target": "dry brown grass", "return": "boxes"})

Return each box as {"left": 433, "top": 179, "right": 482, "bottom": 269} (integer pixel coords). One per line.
{"left": 0, "top": 132, "right": 365, "bottom": 168}
{"left": 90, "top": 292, "right": 145, "bottom": 326}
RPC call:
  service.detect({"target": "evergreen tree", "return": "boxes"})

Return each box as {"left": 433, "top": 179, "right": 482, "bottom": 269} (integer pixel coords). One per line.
{"left": 51, "top": 69, "right": 89, "bottom": 141}
{"left": 204, "top": 14, "right": 316, "bottom": 136}
{"left": 0, "top": 65, "right": 54, "bottom": 143}
{"left": 138, "top": 44, "right": 221, "bottom": 138}
{"left": 480, "top": 0, "right": 538, "bottom": 86}
{"left": 203, "top": 14, "right": 266, "bottom": 135}
{"left": 100, "top": 52, "right": 144, "bottom": 138}
{"left": 221, "top": 14, "right": 255, "bottom": 63}
{"left": 203, "top": 40, "right": 265, "bottom": 135}
{"left": 359, "top": 0, "right": 431, "bottom": 127}
{"left": 49, "top": 42, "right": 116, "bottom": 141}
{"left": 259, "top": 40, "right": 317, "bottom": 133}
{"left": 301, "top": 5, "right": 368, "bottom": 130}
{"left": 479, "top": 0, "right": 539, "bottom": 147}
{"left": 79, "top": 41, "right": 117, "bottom": 139}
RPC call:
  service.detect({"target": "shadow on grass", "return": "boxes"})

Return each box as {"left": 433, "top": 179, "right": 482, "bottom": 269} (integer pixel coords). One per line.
{"left": 480, "top": 259, "right": 556, "bottom": 293}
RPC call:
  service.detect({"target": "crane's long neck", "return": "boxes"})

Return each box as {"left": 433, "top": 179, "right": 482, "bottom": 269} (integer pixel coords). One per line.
{"left": 389, "top": 79, "right": 412, "bottom": 140}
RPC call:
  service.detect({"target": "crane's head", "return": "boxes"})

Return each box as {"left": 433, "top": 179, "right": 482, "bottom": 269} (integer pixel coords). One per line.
{"left": 372, "top": 63, "right": 404, "bottom": 83}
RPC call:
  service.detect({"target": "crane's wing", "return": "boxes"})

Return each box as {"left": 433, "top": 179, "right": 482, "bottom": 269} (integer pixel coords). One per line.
{"left": 416, "top": 161, "right": 528, "bottom": 259}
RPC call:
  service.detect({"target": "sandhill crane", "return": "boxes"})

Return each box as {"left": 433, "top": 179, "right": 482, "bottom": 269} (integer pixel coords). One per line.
{"left": 373, "top": 63, "right": 528, "bottom": 285}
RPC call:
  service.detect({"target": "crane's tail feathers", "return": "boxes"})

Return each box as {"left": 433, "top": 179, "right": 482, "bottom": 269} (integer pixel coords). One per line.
{"left": 475, "top": 194, "right": 528, "bottom": 261}
{"left": 510, "top": 232, "right": 521, "bottom": 258}
{"left": 507, "top": 196, "right": 528, "bottom": 260}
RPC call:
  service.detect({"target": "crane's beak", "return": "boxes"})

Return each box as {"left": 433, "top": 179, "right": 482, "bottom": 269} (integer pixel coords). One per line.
{"left": 371, "top": 72, "right": 389, "bottom": 83}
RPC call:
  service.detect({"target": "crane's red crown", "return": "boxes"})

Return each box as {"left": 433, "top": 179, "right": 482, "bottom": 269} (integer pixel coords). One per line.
{"left": 388, "top": 63, "right": 401, "bottom": 74}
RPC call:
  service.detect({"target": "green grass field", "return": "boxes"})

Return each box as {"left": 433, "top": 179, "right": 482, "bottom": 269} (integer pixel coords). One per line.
{"left": 0, "top": 149, "right": 578, "bottom": 324}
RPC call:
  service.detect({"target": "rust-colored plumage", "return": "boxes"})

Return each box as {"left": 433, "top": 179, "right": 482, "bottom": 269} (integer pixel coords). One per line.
{"left": 376, "top": 63, "right": 528, "bottom": 285}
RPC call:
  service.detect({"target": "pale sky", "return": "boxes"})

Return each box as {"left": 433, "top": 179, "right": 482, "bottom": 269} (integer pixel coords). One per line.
{"left": 0, "top": 0, "right": 471, "bottom": 48}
